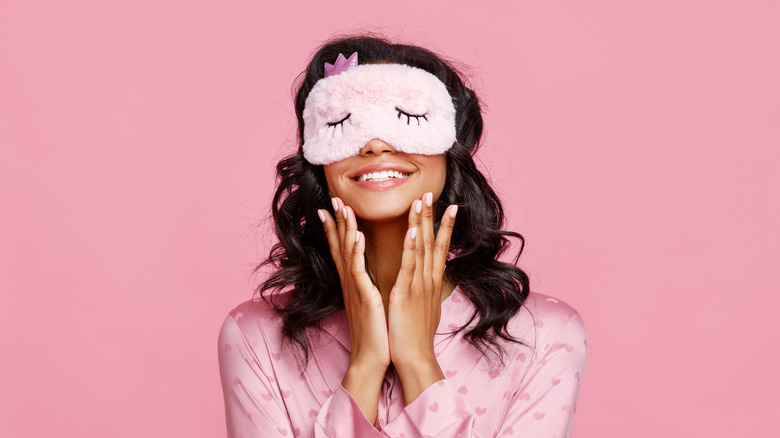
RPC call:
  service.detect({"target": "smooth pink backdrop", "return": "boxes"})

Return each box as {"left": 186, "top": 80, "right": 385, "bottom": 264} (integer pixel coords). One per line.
{"left": 2, "top": 1, "right": 778, "bottom": 436}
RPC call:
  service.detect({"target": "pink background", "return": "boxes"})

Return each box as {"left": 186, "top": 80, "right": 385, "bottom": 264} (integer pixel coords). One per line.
{"left": 2, "top": 0, "right": 778, "bottom": 436}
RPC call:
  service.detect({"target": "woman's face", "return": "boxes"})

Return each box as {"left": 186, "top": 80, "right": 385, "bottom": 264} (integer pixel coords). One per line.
{"left": 323, "top": 138, "right": 447, "bottom": 224}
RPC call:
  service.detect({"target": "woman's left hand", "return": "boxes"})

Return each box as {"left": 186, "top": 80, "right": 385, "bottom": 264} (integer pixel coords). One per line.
{"left": 387, "top": 192, "right": 458, "bottom": 404}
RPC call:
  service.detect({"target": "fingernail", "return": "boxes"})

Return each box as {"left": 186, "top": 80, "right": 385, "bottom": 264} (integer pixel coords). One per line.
{"left": 415, "top": 200, "right": 422, "bottom": 214}
{"left": 343, "top": 207, "right": 348, "bottom": 220}
{"left": 331, "top": 198, "right": 338, "bottom": 212}
{"left": 425, "top": 192, "right": 433, "bottom": 207}
{"left": 317, "top": 209, "right": 325, "bottom": 222}
{"left": 355, "top": 231, "right": 360, "bottom": 242}
{"left": 449, "top": 205, "right": 458, "bottom": 218}
{"left": 410, "top": 227, "right": 417, "bottom": 240}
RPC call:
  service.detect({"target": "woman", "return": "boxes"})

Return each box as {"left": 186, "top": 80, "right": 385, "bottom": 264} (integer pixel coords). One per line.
{"left": 218, "top": 35, "right": 587, "bottom": 438}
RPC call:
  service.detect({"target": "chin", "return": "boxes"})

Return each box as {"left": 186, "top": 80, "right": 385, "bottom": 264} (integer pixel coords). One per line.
{"left": 353, "top": 204, "right": 411, "bottom": 224}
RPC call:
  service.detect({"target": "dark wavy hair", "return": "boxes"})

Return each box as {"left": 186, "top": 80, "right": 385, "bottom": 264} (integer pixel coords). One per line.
{"left": 255, "top": 34, "right": 531, "bottom": 368}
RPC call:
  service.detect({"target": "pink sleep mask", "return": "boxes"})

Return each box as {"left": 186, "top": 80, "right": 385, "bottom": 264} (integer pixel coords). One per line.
{"left": 302, "top": 58, "right": 457, "bottom": 165}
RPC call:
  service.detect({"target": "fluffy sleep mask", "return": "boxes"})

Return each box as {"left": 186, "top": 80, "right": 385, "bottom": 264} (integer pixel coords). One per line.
{"left": 302, "top": 53, "right": 457, "bottom": 165}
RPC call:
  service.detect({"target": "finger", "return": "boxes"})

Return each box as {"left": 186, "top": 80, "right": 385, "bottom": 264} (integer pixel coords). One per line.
{"left": 351, "top": 231, "right": 378, "bottom": 295}
{"left": 333, "top": 197, "right": 347, "bottom": 253}
{"left": 342, "top": 206, "right": 357, "bottom": 273}
{"left": 408, "top": 196, "right": 422, "bottom": 229}
{"left": 318, "top": 208, "right": 344, "bottom": 277}
{"left": 433, "top": 204, "right": 458, "bottom": 280}
{"left": 391, "top": 227, "right": 417, "bottom": 299}
{"left": 421, "top": 192, "right": 436, "bottom": 281}
{"left": 410, "top": 198, "right": 425, "bottom": 291}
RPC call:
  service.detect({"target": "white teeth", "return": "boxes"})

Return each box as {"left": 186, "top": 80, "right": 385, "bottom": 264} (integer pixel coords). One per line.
{"left": 356, "top": 170, "right": 410, "bottom": 182}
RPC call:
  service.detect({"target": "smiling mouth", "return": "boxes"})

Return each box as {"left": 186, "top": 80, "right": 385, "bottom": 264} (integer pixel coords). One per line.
{"left": 354, "top": 170, "right": 410, "bottom": 182}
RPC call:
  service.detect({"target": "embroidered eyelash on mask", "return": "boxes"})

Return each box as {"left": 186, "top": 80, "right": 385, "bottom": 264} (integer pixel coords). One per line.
{"left": 327, "top": 114, "right": 351, "bottom": 127}
{"left": 395, "top": 108, "right": 428, "bottom": 125}
{"left": 301, "top": 53, "right": 457, "bottom": 165}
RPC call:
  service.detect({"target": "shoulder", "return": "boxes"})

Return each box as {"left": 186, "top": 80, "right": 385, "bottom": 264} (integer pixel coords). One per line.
{"left": 218, "top": 292, "right": 289, "bottom": 355}
{"left": 504, "top": 291, "right": 587, "bottom": 352}
{"left": 514, "top": 292, "right": 587, "bottom": 365}
{"left": 523, "top": 292, "right": 585, "bottom": 331}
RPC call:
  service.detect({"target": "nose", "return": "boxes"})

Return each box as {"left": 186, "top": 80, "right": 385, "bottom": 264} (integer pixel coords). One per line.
{"left": 359, "top": 138, "right": 397, "bottom": 156}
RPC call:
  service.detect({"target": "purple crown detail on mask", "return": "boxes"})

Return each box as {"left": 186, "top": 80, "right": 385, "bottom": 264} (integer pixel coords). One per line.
{"left": 324, "top": 52, "right": 358, "bottom": 78}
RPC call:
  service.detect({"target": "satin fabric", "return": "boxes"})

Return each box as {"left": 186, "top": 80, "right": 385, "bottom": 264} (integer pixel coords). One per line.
{"left": 218, "top": 287, "right": 586, "bottom": 437}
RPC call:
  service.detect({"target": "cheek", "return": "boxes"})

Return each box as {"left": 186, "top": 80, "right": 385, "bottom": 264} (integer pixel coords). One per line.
{"left": 322, "top": 162, "right": 349, "bottom": 195}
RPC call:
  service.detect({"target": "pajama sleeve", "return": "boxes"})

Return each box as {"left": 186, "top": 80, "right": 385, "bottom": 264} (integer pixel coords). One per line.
{"left": 218, "top": 314, "right": 387, "bottom": 438}
{"left": 495, "top": 313, "right": 587, "bottom": 438}
{"left": 314, "top": 385, "right": 388, "bottom": 437}
{"left": 218, "top": 314, "right": 299, "bottom": 437}
{"left": 381, "top": 379, "right": 486, "bottom": 438}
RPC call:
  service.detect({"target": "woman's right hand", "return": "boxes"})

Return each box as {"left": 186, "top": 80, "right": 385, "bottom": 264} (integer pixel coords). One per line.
{"left": 318, "top": 197, "right": 390, "bottom": 425}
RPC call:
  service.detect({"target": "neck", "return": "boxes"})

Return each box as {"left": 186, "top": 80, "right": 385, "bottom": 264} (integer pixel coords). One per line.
{"left": 358, "top": 216, "right": 407, "bottom": 311}
{"left": 357, "top": 216, "right": 455, "bottom": 313}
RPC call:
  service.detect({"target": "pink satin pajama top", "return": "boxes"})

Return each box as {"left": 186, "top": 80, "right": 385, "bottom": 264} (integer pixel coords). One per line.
{"left": 218, "top": 287, "right": 587, "bottom": 437}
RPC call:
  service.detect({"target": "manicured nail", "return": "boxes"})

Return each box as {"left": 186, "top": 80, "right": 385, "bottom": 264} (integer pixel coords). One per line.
{"left": 415, "top": 200, "right": 422, "bottom": 214}
{"left": 449, "top": 205, "right": 458, "bottom": 218}
{"left": 331, "top": 198, "right": 338, "bottom": 212}
{"left": 410, "top": 227, "right": 417, "bottom": 240}
{"left": 342, "top": 207, "right": 348, "bottom": 220}
{"left": 425, "top": 192, "right": 433, "bottom": 207}
{"left": 355, "top": 231, "right": 360, "bottom": 242}
{"left": 317, "top": 209, "right": 325, "bottom": 222}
